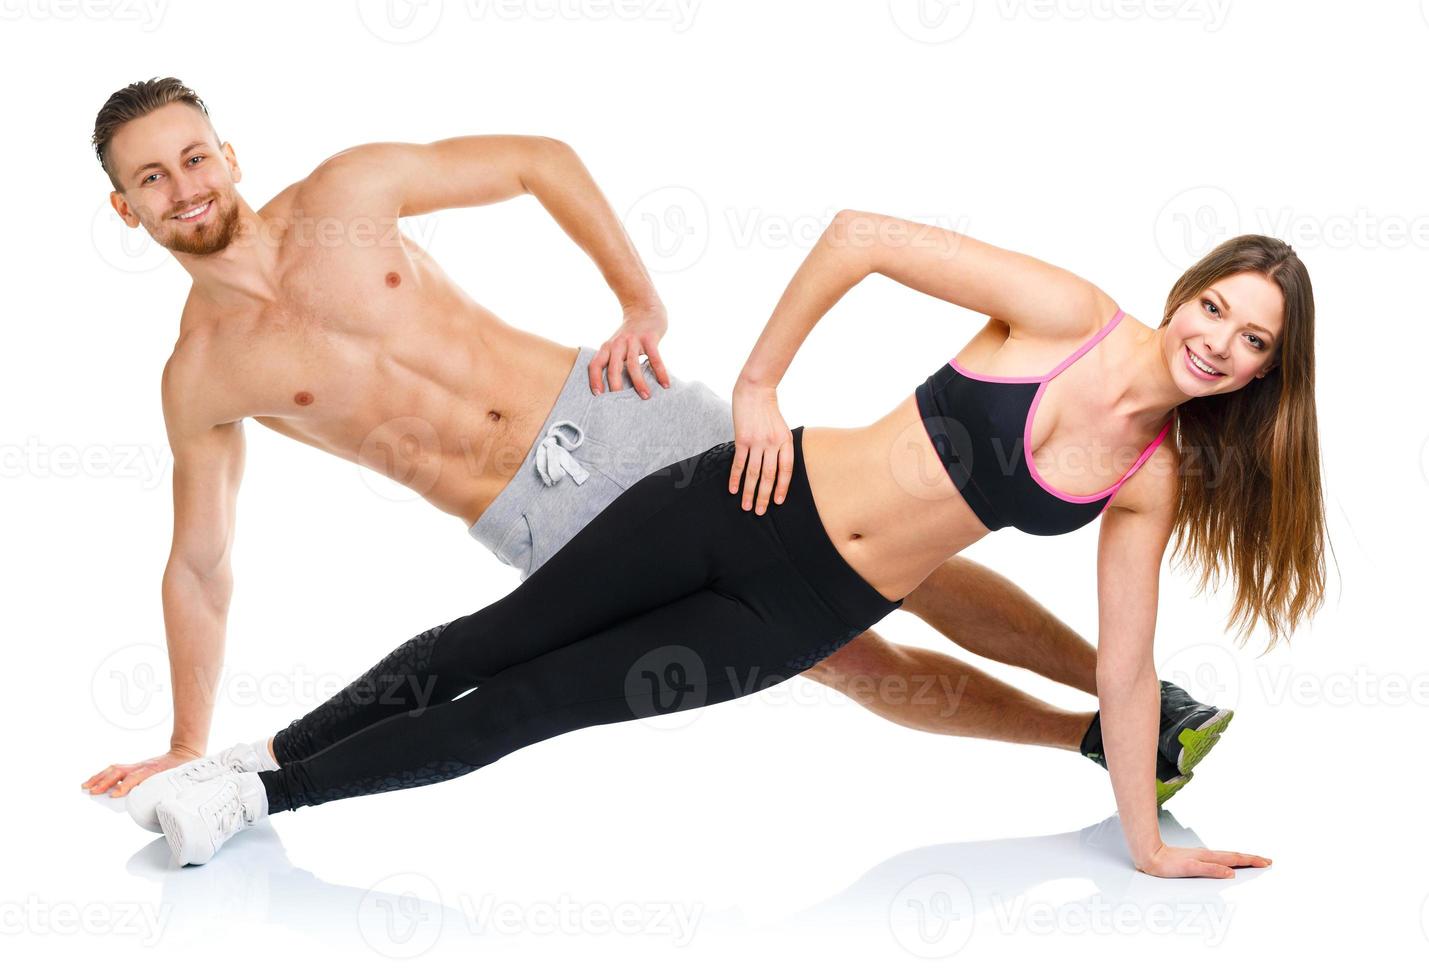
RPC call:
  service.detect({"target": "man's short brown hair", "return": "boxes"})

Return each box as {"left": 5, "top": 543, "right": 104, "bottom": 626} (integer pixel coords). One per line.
{"left": 92, "top": 76, "right": 216, "bottom": 192}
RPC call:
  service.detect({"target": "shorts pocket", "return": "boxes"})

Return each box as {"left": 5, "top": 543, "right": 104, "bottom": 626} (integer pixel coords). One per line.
{"left": 525, "top": 470, "right": 628, "bottom": 573}
{"left": 593, "top": 358, "right": 658, "bottom": 400}
{"left": 493, "top": 513, "right": 538, "bottom": 580}
{"left": 584, "top": 378, "right": 731, "bottom": 491}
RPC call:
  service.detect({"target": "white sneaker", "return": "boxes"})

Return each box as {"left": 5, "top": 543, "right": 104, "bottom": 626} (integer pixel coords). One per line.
{"left": 156, "top": 770, "right": 269, "bottom": 866}
{"left": 126, "top": 742, "right": 268, "bottom": 834}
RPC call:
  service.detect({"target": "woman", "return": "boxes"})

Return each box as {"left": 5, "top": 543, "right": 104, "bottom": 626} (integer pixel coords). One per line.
{"left": 137, "top": 213, "right": 1324, "bottom": 878}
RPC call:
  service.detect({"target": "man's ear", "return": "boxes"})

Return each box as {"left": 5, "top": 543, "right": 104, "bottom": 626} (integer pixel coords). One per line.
{"left": 222, "top": 141, "right": 241, "bottom": 183}
{"left": 110, "top": 189, "right": 139, "bottom": 229}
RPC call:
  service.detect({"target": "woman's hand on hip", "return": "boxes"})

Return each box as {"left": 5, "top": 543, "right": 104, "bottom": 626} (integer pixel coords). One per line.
{"left": 730, "top": 379, "right": 793, "bottom": 515}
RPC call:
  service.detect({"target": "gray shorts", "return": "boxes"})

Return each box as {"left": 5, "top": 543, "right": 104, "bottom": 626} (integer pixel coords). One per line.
{"left": 469, "top": 347, "right": 735, "bottom": 579}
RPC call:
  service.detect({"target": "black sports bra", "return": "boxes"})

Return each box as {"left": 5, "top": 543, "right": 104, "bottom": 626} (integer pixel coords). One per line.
{"left": 914, "top": 308, "right": 1174, "bottom": 536}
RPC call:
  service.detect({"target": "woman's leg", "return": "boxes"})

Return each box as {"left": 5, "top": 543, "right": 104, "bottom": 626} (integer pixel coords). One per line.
{"left": 272, "top": 445, "right": 734, "bottom": 764}
{"left": 258, "top": 428, "right": 889, "bottom": 815}
{"left": 259, "top": 587, "right": 809, "bottom": 813}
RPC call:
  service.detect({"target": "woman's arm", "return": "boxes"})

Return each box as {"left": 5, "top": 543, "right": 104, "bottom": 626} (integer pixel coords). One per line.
{"left": 730, "top": 210, "right": 1110, "bottom": 512}
{"left": 1096, "top": 473, "right": 1271, "bottom": 878}
{"left": 738, "top": 210, "right": 1107, "bottom": 387}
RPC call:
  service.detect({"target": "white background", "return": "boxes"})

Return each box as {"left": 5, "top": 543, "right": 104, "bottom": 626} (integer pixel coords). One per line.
{"left": 2, "top": 0, "right": 1425, "bottom": 974}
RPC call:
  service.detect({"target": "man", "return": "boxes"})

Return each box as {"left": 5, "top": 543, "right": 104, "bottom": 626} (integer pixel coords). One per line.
{"left": 81, "top": 77, "right": 1229, "bottom": 811}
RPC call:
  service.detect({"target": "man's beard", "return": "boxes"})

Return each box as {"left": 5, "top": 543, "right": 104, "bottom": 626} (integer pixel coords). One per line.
{"left": 159, "top": 194, "right": 240, "bottom": 256}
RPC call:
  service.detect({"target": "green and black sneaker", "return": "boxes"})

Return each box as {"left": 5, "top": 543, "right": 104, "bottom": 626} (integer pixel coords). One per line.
{"left": 1078, "top": 679, "right": 1235, "bottom": 806}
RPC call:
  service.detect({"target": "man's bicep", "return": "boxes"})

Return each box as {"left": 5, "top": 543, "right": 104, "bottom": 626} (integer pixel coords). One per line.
{"left": 162, "top": 367, "right": 246, "bottom": 575}
{"left": 313, "top": 137, "right": 547, "bottom": 217}
{"left": 168, "top": 421, "right": 245, "bottom": 576}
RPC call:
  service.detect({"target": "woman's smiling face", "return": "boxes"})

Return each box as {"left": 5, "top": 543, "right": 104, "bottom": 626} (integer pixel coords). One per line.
{"left": 1163, "top": 271, "right": 1284, "bottom": 395}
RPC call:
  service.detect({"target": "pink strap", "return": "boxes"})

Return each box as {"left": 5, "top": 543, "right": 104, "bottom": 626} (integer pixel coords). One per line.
{"left": 1099, "top": 416, "right": 1175, "bottom": 511}
{"left": 1046, "top": 307, "right": 1124, "bottom": 379}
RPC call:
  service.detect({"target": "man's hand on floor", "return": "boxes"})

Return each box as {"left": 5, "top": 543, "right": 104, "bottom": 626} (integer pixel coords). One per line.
{"left": 82, "top": 747, "right": 202, "bottom": 798}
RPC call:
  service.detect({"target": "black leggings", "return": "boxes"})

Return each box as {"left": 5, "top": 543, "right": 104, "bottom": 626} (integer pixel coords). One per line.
{"left": 259, "top": 425, "right": 902, "bottom": 814}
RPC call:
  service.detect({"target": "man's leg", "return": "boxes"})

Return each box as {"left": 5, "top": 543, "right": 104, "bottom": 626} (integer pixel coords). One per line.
{"left": 803, "top": 634, "right": 1092, "bottom": 750}
{"left": 902, "top": 555, "right": 1097, "bottom": 695}
{"left": 803, "top": 555, "right": 1098, "bottom": 750}
{"left": 803, "top": 555, "right": 1231, "bottom": 806}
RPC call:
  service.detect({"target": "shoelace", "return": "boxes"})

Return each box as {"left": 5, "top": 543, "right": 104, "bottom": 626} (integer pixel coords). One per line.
{"left": 211, "top": 781, "right": 243, "bottom": 839}
{"left": 179, "top": 752, "right": 249, "bottom": 786}
{"left": 180, "top": 757, "right": 225, "bottom": 785}
{"left": 533, "top": 420, "right": 590, "bottom": 487}
{"left": 209, "top": 778, "right": 258, "bottom": 839}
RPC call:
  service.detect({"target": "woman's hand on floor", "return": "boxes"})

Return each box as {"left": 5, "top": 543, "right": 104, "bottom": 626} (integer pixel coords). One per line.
{"left": 1136, "top": 842, "right": 1272, "bottom": 879}
{"left": 730, "top": 379, "right": 793, "bottom": 515}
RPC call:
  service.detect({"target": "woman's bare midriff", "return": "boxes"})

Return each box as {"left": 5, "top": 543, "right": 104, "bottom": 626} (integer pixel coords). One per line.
{"left": 799, "top": 395, "right": 992, "bottom": 602}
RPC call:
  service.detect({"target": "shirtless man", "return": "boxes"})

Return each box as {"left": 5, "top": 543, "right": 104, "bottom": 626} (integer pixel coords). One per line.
{"left": 80, "top": 77, "right": 1230, "bottom": 809}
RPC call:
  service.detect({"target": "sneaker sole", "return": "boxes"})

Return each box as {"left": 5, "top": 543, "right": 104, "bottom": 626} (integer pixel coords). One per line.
{"left": 126, "top": 779, "right": 172, "bottom": 834}
{"left": 1172, "top": 708, "right": 1234, "bottom": 775}
{"left": 1156, "top": 772, "right": 1192, "bottom": 807}
{"left": 155, "top": 804, "right": 189, "bottom": 866}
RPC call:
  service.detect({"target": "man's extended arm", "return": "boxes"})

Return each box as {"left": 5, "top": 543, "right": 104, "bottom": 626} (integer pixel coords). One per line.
{"left": 322, "top": 135, "right": 671, "bottom": 395}
{"left": 82, "top": 357, "right": 245, "bottom": 797}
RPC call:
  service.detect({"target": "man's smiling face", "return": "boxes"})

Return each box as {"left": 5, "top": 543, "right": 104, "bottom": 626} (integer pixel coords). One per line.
{"left": 108, "top": 101, "right": 242, "bottom": 256}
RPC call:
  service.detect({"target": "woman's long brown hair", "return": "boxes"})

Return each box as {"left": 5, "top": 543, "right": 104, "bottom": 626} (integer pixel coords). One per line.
{"left": 1163, "top": 235, "right": 1329, "bottom": 652}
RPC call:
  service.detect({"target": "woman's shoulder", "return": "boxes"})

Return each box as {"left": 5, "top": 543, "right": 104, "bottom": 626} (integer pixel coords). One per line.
{"left": 1106, "top": 430, "right": 1182, "bottom": 520}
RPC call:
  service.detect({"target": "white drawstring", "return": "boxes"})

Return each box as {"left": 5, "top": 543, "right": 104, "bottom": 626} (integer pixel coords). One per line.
{"left": 533, "top": 419, "right": 590, "bottom": 487}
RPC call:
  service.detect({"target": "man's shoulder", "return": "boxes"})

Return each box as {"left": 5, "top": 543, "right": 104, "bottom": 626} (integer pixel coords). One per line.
{"left": 160, "top": 333, "right": 209, "bottom": 431}
{"left": 287, "top": 143, "right": 407, "bottom": 217}
{"left": 161, "top": 322, "right": 242, "bottom": 438}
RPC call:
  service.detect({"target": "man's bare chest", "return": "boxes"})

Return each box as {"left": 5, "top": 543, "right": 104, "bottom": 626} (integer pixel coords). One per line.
{"left": 195, "top": 229, "right": 467, "bottom": 421}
